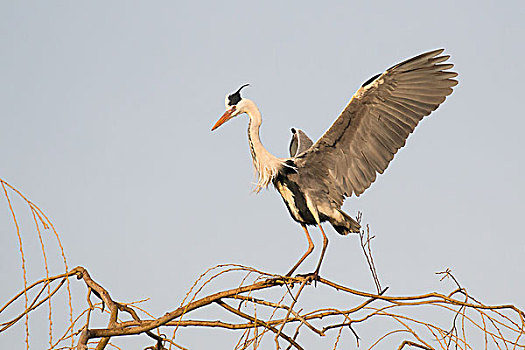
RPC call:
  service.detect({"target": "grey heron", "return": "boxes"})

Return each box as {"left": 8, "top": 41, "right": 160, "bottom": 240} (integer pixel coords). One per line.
{"left": 212, "top": 49, "right": 457, "bottom": 278}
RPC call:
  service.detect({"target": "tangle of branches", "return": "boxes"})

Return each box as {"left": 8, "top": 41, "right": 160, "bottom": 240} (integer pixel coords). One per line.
{"left": 1, "top": 177, "right": 524, "bottom": 350}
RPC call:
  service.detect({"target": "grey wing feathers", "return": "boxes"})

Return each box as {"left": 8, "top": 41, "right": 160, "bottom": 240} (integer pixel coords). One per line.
{"left": 296, "top": 49, "right": 457, "bottom": 205}
{"left": 289, "top": 128, "right": 314, "bottom": 157}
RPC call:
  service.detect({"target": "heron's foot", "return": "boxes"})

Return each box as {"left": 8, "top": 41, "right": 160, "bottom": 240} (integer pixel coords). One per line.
{"left": 312, "top": 270, "right": 320, "bottom": 287}
{"left": 311, "top": 265, "right": 323, "bottom": 286}
{"left": 295, "top": 271, "right": 321, "bottom": 286}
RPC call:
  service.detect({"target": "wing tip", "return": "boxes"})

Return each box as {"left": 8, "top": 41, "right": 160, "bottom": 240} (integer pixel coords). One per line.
{"left": 423, "top": 48, "right": 446, "bottom": 59}
{"left": 390, "top": 48, "right": 450, "bottom": 72}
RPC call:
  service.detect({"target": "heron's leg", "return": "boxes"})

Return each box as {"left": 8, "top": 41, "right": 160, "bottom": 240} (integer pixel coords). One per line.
{"left": 285, "top": 224, "right": 314, "bottom": 276}
{"left": 313, "top": 224, "right": 329, "bottom": 278}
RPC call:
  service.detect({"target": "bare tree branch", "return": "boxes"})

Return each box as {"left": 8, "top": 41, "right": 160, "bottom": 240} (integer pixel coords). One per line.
{"left": 2, "top": 178, "right": 525, "bottom": 350}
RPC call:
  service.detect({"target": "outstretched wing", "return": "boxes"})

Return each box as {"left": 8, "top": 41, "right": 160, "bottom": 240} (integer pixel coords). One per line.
{"left": 289, "top": 128, "right": 314, "bottom": 157}
{"left": 295, "top": 49, "right": 458, "bottom": 204}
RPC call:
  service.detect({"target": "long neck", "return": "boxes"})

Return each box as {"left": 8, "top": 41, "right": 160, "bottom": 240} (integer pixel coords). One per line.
{"left": 244, "top": 100, "right": 284, "bottom": 192}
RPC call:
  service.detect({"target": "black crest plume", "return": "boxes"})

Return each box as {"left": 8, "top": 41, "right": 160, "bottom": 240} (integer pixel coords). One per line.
{"left": 228, "top": 84, "right": 250, "bottom": 106}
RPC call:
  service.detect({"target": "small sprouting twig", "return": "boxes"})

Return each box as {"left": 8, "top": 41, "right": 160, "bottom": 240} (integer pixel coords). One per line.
{"left": 358, "top": 220, "right": 382, "bottom": 294}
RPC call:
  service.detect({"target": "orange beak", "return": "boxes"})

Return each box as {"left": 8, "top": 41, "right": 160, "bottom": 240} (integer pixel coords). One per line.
{"left": 211, "top": 107, "right": 236, "bottom": 131}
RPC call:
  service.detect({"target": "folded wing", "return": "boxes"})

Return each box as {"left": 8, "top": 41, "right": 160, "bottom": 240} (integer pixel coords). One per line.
{"left": 289, "top": 128, "right": 314, "bottom": 157}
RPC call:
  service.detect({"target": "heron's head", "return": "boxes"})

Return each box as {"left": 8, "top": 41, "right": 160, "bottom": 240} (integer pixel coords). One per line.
{"left": 211, "top": 84, "right": 250, "bottom": 131}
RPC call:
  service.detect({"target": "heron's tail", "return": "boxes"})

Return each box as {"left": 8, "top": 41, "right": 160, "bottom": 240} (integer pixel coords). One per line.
{"left": 329, "top": 209, "right": 361, "bottom": 235}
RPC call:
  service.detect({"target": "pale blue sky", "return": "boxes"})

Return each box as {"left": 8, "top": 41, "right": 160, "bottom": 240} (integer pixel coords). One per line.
{"left": 1, "top": 1, "right": 524, "bottom": 348}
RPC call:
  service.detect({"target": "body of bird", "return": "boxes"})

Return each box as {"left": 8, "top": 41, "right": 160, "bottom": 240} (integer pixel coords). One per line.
{"left": 212, "top": 49, "right": 457, "bottom": 277}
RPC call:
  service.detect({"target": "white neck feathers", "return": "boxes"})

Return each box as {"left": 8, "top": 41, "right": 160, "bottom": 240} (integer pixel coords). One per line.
{"left": 243, "top": 99, "right": 285, "bottom": 192}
